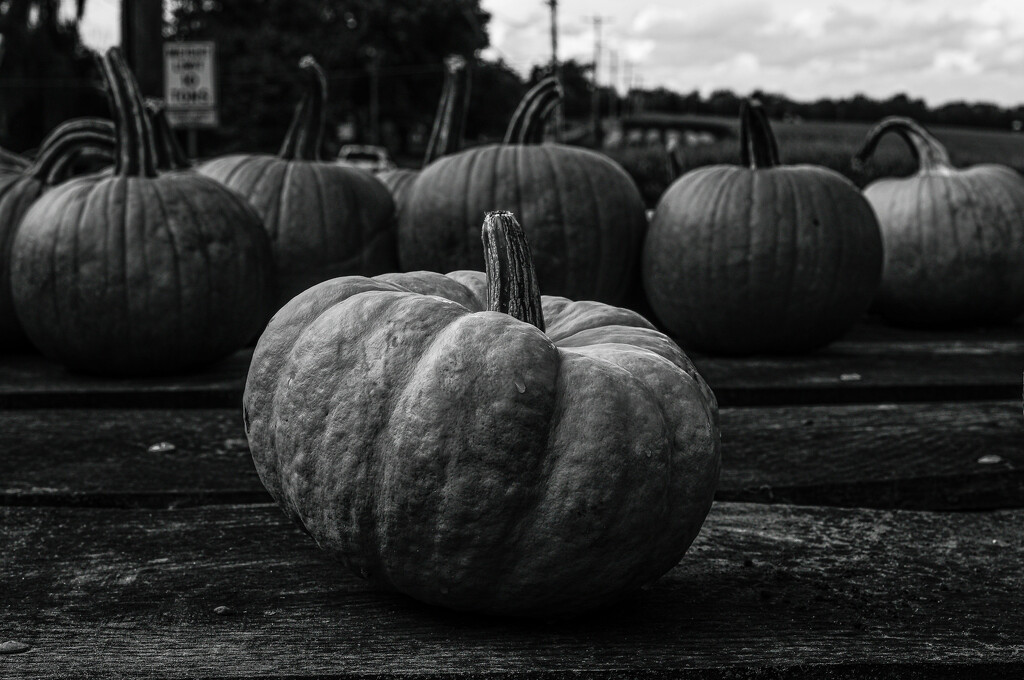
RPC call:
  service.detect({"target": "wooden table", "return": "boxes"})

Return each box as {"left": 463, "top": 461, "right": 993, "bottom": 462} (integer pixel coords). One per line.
{"left": 3, "top": 316, "right": 1023, "bottom": 678}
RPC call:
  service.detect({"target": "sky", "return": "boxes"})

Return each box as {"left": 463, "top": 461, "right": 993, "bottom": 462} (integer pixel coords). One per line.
{"left": 77, "top": 0, "right": 1024, "bottom": 107}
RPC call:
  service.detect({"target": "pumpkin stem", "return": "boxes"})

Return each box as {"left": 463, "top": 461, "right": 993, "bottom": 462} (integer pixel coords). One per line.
{"left": 853, "top": 116, "right": 953, "bottom": 175}
{"left": 739, "top": 99, "right": 780, "bottom": 169}
{"left": 424, "top": 56, "right": 471, "bottom": 165}
{"left": 483, "top": 211, "right": 545, "bottom": 332}
{"left": 28, "top": 129, "right": 116, "bottom": 185}
{"left": 100, "top": 47, "right": 159, "bottom": 178}
{"left": 503, "top": 78, "right": 558, "bottom": 145}
{"left": 0, "top": 146, "right": 29, "bottom": 171}
{"left": 44, "top": 146, "right": 116, "bottom": 186}
{"left": 665, "top": 137, "right": 684, "bottom": 182}
{"left": 519, "top": 85, "right": 562, "bottom": 145}
{"left": 280, "top": 56, "right": 327, "bottom": 162}
{"left": 145, "top": 98, "right": 191, "bottom": 171}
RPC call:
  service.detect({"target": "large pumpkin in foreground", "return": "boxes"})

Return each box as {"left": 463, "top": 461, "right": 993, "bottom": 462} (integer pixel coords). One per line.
{"left": 399, "top": 79, "right": 647, "bottom": 305}
{"left": 199, "top": 56, "right": 396, "bottom": 309}
{"left": 11, "top": 48, "right": 273, "bottom": 375}
{"left": 244, "top": 211, "right": 720, "bottom": 617}
{"left": 854, "top": 117, "right": 1024, "bottom": 326}
{"left": 643, "top": 100, "right": 883, "bottom": 354}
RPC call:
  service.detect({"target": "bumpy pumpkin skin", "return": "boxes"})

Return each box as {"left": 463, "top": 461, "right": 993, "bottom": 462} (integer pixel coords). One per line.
{"left": 199, "top": 155, "right": 397, "bottom": 307}
{"left": 398, "top": 145, "right": 648, "bottom": 305}
{"left": 11, "top": 173, "right": 274, "bottom": 374}
{"left": 643, "top": 165, "right": 883, "bottom": 355}
{"left": 244, "top": 270, "right": 719, "bottom": 617}
{"left": 0, "top": 175, "right": 45, "bottom": 349}
{"left": 866, "top": 166, "right": 1024, "bottom": 326}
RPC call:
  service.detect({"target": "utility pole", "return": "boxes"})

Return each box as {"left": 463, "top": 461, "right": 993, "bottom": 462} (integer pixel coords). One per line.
{"left": 584, "top": 15, "right": 611, "bottom": 147}
{"left": 121, "top": 0, "right": 163, "bottom": 97}
{"left": 609, "top": 49, "right": 619, "bottom": 120}
{"left": 623, "top": 60, "right": 634, "bottom": 116}
{"left": 545, "top": 0, "right": 562, "bottom": 139}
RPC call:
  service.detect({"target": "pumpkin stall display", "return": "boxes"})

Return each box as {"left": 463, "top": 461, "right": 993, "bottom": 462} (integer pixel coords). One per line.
{"left": 854, "top": 117, "right": 1024, "bottom": 326}
{"left": 10, "top": 48, "right": 273, "bottom": 375}
{"left": 244, "top": 210, "right": 720, "bottom": 617}
{"left": 198, "top": 56, "right": 397, "bottom": 309}
{"left": 376, "top": 55, "right": 470, "bottom": 216}
{"left": 398, "top": 78, "right": 647, "bottom": 305}
{"left": 642, "top": 100, "right": 883, "bottom": 354}
{"left": 0, "top": 118, "right": 116, "bottom": 349}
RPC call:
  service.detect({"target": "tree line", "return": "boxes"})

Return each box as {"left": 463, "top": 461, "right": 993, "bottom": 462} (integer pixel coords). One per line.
{"left": 2, "top": 0, "right": 1021, "bottom": 157}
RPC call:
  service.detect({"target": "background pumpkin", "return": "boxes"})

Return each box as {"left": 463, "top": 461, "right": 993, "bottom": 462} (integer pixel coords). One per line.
{"left": 642, "top": 100, "right": 883, "bottom": 355}
{"left": 0, "top": 118, "right": 115, "bottom": 349}
{"left": 198, "top": 56, "right": 397, "bottom": 309}
{"left": 244, "top": 210, "right": 719, "bottom": 617}
{"left": 376, "top": 56, "right": 470, "bottom": 218}
{"left": 398, "top": 78, "right": 647, "bottom": 305}
{"left": 854, "top": 117, "right": 1024, "bottom": 327}
{"left": 10, "top": 48, "right": 273, "bottom": 375}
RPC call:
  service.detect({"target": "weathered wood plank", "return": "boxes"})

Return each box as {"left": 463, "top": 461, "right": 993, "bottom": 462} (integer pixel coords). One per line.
{"left": 2, "top": 325, "right": 1022, "bottom": 408}
{"left": 3, "top": 402, "right": 1022, "bottom": 511}
{"left": 0, "top": 350, "right": 252, "bottom": 409}
{"left": 2, "top": 502, "right": 1022, "bottom": 679}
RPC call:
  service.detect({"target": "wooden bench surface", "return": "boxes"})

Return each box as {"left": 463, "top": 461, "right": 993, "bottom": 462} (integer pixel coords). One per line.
{"left": 3, "top": 316, "right": 1023, "bottom": 678}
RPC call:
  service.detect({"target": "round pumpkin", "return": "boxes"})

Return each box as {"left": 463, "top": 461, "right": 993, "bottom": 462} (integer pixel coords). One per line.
{"left": 398, "top": 78, "right": 647, "bottom": 305}
{"left": 0, "top": 119, "right": 116, "bottom": 349}
{"left": 198, "top": 56, "right": 397, "bottom": 309}
{"left": 854, "top": 117, "right": 1024, "bottom": 326}
{"left": 377, "top": 56, "right": 470, "bottom": 217}
{"left": 10, "top": 48, "right": 273, "bottom": 375}
{"left": 642, "top": 100, "right": 883, "bottom": 354}
{"left": 244, "top": 210, "right": 720, "bottom": 617}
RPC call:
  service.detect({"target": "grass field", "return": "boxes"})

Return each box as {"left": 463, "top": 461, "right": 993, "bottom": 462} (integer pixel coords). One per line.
{"left": 603, "top": 116, "right": 1024, "bottom": 208}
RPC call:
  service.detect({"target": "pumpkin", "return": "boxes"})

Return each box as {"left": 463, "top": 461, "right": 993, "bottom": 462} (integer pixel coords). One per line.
{"left": 398, "top": 78, "right": 647, "bottom": 305}
{"left": 10, "top": 48, "right": 273, "bottom": 375}
{"left": 198, "top": 56, "right": 397, "bottom": 309}
{"left": 244, "top": 210, "right": 719, "bottom": 617}
{"left": 854, "top": 117, "right": 1024, "bottom": 326}
{"left": 376, "top": 55, "right": 470, "bottom": 217}
{"left": 642, "top": 100, "right": 883, "bottom": 354}
{"left": 0, "top": 146, "right": 30, "bottom": 173}
{"left": 0, "top": 119, "right": 116, "bottom": 349}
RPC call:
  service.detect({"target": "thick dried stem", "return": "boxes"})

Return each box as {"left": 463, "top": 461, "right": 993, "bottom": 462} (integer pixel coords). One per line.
{"left": 482, "top": 211, "right": 545, "bottom": 331}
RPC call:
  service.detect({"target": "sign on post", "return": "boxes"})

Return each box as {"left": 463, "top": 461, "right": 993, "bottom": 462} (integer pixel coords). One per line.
{"left": 163, "top": 42, "right": 218, "bottom": 128}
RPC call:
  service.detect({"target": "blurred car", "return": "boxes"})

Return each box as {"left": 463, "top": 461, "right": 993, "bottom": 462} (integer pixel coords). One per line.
{"left": 337, "top": 145, "right": 395, "bottom": 173}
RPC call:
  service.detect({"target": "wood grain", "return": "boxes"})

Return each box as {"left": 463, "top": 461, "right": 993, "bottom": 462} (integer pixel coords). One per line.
{"left": 2, "top": 502, "right": 1022, "bottom": 679}
{"left": 3, "top": 403, "right": 1022, "bottom": 511}
{"left": 2, "top": 328, "right": 1022, "bottom": 408}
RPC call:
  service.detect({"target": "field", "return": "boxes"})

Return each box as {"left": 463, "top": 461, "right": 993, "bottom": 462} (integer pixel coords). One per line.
{"left": 604, "top": 116, "right": 1024, "bottom": 207}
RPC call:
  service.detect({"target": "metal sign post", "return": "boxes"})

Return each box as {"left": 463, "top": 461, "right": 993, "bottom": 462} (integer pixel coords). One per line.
{"left": 163, "top": 42, "right": 219, "bottom": 158}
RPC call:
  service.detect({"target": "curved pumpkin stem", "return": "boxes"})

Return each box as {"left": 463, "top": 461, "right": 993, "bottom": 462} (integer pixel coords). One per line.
{"left": 145, "top": 99, "right": 191, "bottom": 171}
{"left": 853, "top": 116, "right": 952, "bottom": 175}
{"left": 44, "top": 146, "right": 116, "bottom": 186}
{"left": 739, "top": 99, "right": 780, "bottom": 169}
{"left": 424, "top": 56, "right": 471, "bottom": 165}
{"left": 503, "top": 78, "right": 558, "bottom": 145}
{"left": 28, "top": 129, "right": 117, "bottom": 185}
{"left": 519, "top": 86, "right": 563, "bottom": 145}
{"left": 0, "top": 146, "right": 30, "bottom": 171}
{"left": 101, "top": 47, "right": 159, "bottom": 178}
{"left": 280, "top": 56, "right": 327, "bottom": 162}
{"left": 482, "top": 211, "right": 545, "bottom": 332}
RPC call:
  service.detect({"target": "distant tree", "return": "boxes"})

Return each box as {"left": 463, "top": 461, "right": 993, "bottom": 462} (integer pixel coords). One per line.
{"left": 0, "top": 0, "right": 104, "bottom": 151}
{"left": 168, "top": 0, "right": 491, "bottom": 155}
{"left": 466, "top": 59, "right": 525, "bottom": 142}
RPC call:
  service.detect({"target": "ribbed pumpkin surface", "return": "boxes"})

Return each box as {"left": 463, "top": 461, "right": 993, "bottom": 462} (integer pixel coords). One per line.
{"left": 399, "top": 145, "right": 647, "bottom": 304}
{"left": 199, "top": 156, "right": 397, "bottom": 307}
{"left": 865, "top": 166, "right": 1024, "bottom": 325}
{"left": 0, "top": 175, "right": 45, "bottom": 348}
{"left": 643, "top": 165, "right": 883, "bottom": 354}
